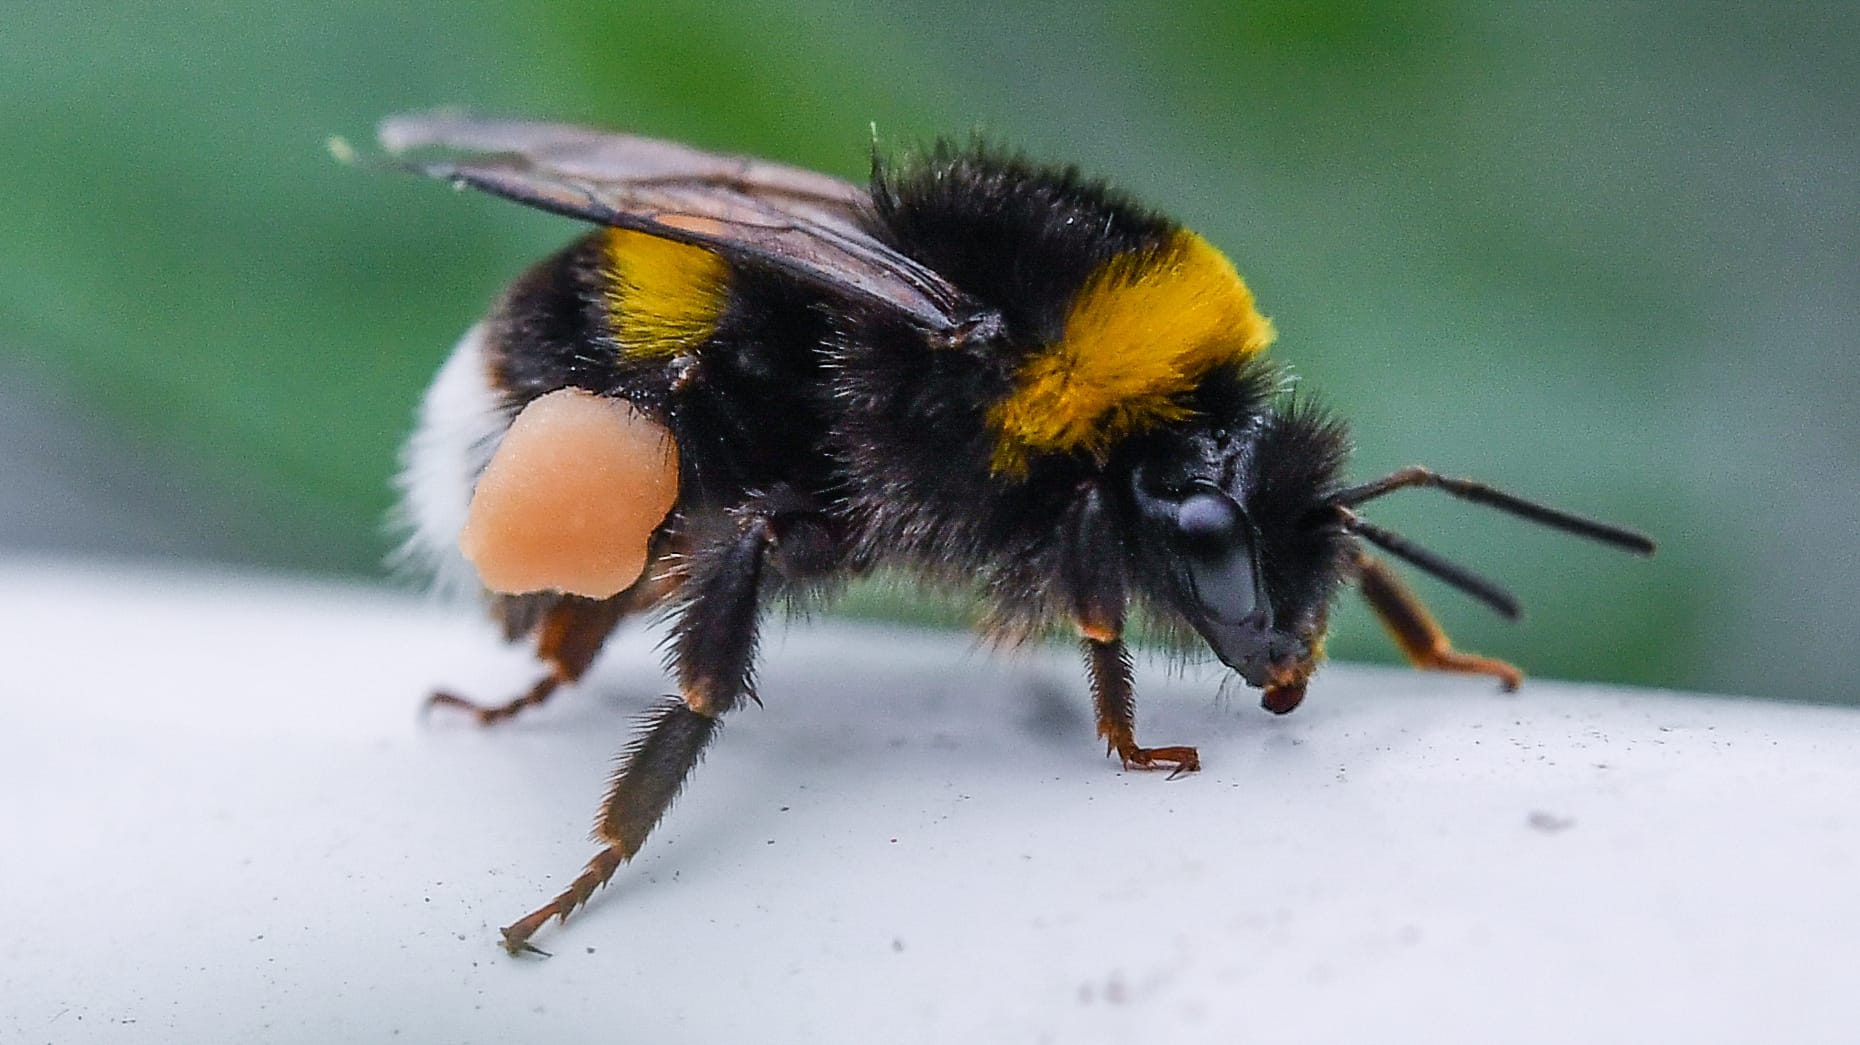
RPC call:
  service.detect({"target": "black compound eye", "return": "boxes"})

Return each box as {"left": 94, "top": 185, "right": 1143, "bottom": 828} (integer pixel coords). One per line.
{"left": 1173, "top": 490, "right": 1269, "bottom": 627}
{"left": 1175, "top": 491, "right": 1241, "bottom": 552}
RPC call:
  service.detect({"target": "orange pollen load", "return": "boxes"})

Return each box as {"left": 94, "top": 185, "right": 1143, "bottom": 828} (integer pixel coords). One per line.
{"left": 459, "top": 388, "right": 679, "bottom": 599}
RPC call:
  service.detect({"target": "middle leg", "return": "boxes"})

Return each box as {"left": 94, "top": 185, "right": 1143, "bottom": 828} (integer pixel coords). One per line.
{"left": 426, "top": 593, "right": 631, "bottom": 724}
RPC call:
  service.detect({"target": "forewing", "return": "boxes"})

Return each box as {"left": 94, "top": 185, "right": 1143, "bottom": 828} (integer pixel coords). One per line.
{"left": 379, "top": 111, "right": 995, "bottom": 340}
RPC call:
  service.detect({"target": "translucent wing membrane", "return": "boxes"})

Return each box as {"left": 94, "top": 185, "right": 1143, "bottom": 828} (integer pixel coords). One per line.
{"left": 378, "top": 111, "right": 873, "bottom": 209}
{"left": 378, "top": 110, "right": 998, "bottom": 342}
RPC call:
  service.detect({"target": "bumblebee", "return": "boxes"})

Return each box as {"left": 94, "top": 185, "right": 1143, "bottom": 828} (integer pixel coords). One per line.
{"left": 375, "top": 112, "right": 1654, "bottom": 954}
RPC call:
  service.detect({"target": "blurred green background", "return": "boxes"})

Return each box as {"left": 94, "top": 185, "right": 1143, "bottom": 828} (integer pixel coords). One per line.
{"left": 3, "top": 2, "right": 1854, "bottom": 702}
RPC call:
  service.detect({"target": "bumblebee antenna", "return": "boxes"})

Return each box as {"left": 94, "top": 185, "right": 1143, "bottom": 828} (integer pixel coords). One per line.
{"left": 1331, "top": 466, "right": 1656, "bottom": 555}
{"left": 1345, "top": 516, "right": 1522, "bottom": 620}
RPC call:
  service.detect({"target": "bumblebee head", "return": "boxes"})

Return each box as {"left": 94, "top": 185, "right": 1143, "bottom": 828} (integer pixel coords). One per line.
{"left": 1111, "top": 362, "right": 1657, "bottom": 707}
{"left": 1113, "top": 370, "right": 1352, "bottom": 699}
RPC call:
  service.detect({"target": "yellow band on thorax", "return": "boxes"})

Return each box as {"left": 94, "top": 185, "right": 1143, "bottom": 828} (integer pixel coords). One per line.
{"left": 603, "top": 228, "right": 730, "bottom": 357}
{"left": 989, "top": 230, "right": 1274, "bottom": 474}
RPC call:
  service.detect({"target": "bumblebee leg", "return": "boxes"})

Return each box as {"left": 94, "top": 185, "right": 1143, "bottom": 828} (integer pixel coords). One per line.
{"left": 499, "top": 513, "right": 777, "bottom": 955}
{"left": 427, "top": 595, "right": 630, "bottom": 724}
{"left": 498, "top": 697, "right": 721, "bottom": 955}
{"left": 426, "top": 674, "right": 562, "bottom": 725}
{"left": 1060, "top": 484, "right": 1198, "bottom": 775}
{"left": 1355, "top": 552, "right": 1523, "bottom": 691}
{"left": 1083, "top": 636, "right": 1201, "bottom": 777}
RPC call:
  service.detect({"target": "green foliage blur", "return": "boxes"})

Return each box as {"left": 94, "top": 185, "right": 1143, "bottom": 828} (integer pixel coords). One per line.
{"left": 4, "top": 2, "right": 1855, "bottom": 702}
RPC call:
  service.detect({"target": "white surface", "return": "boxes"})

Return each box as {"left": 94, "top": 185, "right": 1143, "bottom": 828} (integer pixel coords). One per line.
{"left": 3, "top": 559, "right": 1857, "bottom": 1044}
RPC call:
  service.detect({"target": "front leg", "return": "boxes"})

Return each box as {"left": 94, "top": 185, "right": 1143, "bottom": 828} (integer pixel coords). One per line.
{"left": 1082, "top": 634, "right": 1201, "bottom": 776}
{"left": 1063, "top": 482, "right": 1199, "bottom": 776}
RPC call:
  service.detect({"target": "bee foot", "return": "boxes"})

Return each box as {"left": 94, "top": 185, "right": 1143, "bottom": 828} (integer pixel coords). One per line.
{"left": 1116, "top": 744, "right": 1201, "bottom": 776}
{"left": 423, "top": 675, "right": 561, "bottom": 726}
{"left": 500, "top": 912, "right": 558, "bottom": 957}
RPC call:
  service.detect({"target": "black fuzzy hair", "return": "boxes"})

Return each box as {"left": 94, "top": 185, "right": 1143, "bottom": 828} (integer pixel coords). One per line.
{"left": 1247, "top": 396, "right": 1354, "bottom": 633}
{"left": 872, "top": 139, "right": 1176, "bottom": 345}
{"left": 1186, "top": 355, "right": 1286, "bottom": 430}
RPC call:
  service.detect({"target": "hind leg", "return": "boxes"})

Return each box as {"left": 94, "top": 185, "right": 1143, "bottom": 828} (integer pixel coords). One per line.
{"left": 499, "top": 500, "right": 835, "bottom": 954}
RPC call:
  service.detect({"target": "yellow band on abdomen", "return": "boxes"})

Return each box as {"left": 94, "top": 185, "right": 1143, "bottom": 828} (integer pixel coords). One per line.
{"left": 604, "top": 228, "right": 730, "bottom": 358}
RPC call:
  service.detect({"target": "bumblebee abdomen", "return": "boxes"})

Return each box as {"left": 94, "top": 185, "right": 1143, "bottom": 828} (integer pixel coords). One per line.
{"left": 473, "top": 230, "right": 736, "bottom": 403}
{"left": 397, "top": 227, "right": 841, "bottom": 603}
{"left": 481, "top": 233, "right": 628, "bottom": 405}
{"left": 602, "top": 228, "right": 731, "bottom": 360}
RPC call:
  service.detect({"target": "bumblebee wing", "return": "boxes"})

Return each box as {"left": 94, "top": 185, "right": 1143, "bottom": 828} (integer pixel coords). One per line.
{"left": 378, "top": 111, "right": 867, "bottom": 211}
{"left": 379, "top": 111, "right": 995, "bottom": 341}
